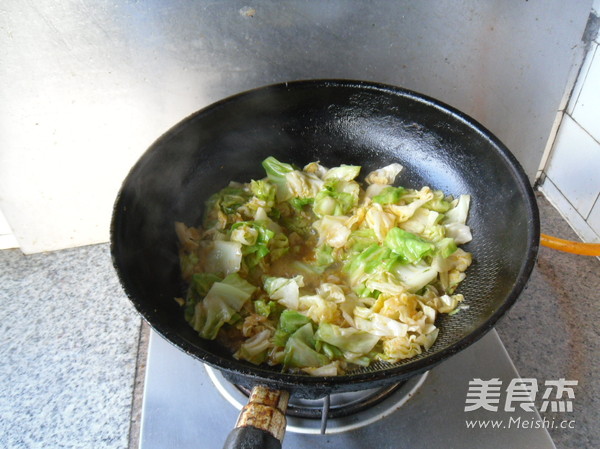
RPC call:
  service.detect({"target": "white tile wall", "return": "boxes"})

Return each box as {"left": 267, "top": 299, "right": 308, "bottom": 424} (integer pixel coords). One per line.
{"left": 571, "top": 43, "right": 600, "bottom": 142}
{"left": 567, "top": 43, "right": 598, "bottom": 116}
{"left": 545, "top": 116, "right": 600, "bottom": 218}
{"left": 541, "top": 25, "right": 600, "bottom": 243}
{"left": 541, "top": 178, "right": 600, "bottom": 244}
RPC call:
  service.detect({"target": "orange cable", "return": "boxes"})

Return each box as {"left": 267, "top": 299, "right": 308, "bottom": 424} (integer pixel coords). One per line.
{"left": 540, "top": 233, "right": 600, "bottom": 256}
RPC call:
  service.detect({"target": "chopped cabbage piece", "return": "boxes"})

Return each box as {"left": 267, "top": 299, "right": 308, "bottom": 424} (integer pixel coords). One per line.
{"left": 253, "top": 299, "right": 277, "bottom": 317}
{"left": 184, "top": 272, "right": 222, "bottom": 322}
{"left": 190, "top": 273, "right": 222, "bottom": 297}
{"left": 365, "top": 163, "right": 403, "bottom": 185}
{"left": 201, "top": 241, "right": 243, "bottom": 276}
{"left": 285, "top": 170, "right": 324, "bottom": 199}
{"left": 298, "top": 294, "right": 340, "bottom": 325}
{"left": 313, "top": 215, "right": 352, "bottom": 248}
{"left": 284, "top": 323, "right": 330, "bottom": 368}
{"left": 445, "top": 194, "right": 470, "bottom": 225}
{"left": 423, "top": 190, "right": 453, "bottom": 213}
{"left": 262, "top": 156, "right": 295, "bottom": 201}
{"left": 262, "top": 156, "right": 294, "bottom": 183}
{"left": 347, "top": 229, "right": 378, "bottom": 252}
{"left": 264, "top": 275, "right": 304, "bottom": 310}
{"left": 278, "top": 309, "right": 311, "bottom": 334}
{"left": 250, "top": 179, "right": 277, "bottom": 208}
{"left": 234, "top": 329, "right": 272, "bottom": 365}
{"left": 364, "top": 271, "right": 406, "bottom": 296}
{"left": 372, "top": 186, "right": 406, "bottom": 205}
{"left": 384, "top": 227, "right": 435, "bottom": 264}
{"left": 230, "top": 221, "right": 274, "bottom": 268}
{"left": 435, "top": 237, "right": 458, "bottom": 258}
{"left": 205, "top": 186, "right": 252, "bottom": 218}
{"left": 315, "top": 323, "right": 380, "bottom": 355}
{"left": 354, "top": 306, "right": 408, "bottom": 337}
{"left": 323, "top": 165, "right": 361, "bottom": 181}
{"left": 444, "top": 223, "right": 473, "bottom": 245}
{"left": 365, "top": 183, "right": 390, "bottom": 199}
{"left": 313, "top": 179, "right": 359, "bottom": 217}
{"left": 364, "top": 203, "right": 396, "bottom": 241}
{"left": 344, "top": 243, "right": 394, "bottom": 286}
{"left": 313, "top": 192, "right": 353, "bottom": 217}
{"left": 379, "top": 329, "right": 439, "bottom": 363}
{"left": 393, "top": 262, "right": 439, "bottom": 292}
{"left": 302, "top": 361, "right": 341, "bottom": 376}
{"left": 230, "top": 223, "right": 259, "bottom": 246}
{"left": 443, "top": 194, "right": 472, "bottom": 244}
{"left": 386, "top": 187, "right": 434, "bottom": 222}
{"left": 316, "top": 283, "right": 346, "bottom": 303}
{"left": 189, "top": 273, "right": 256, "bottom": 339}
{"left": 303, "top": 161, "right": 328, "bottom": 178}
{"left": 399, "top": 208, "right": 441, "bottom": 236}
{"left": 315, "top": 244, "right": 335, "bottom": 267}
{"left": 289, "top": 197, "right": 314, "bottom": 210}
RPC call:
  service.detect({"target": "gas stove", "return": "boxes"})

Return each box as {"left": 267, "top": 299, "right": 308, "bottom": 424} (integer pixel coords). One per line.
{"left": 139, "top": 329, "right": 555, "bottom": 448}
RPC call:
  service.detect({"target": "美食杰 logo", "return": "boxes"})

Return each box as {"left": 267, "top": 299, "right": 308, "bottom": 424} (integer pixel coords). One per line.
{"left": 463, "top": 378, "right": 577, "bottom": 430}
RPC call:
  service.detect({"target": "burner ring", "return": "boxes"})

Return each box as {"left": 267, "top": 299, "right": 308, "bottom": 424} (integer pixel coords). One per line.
{"left": 205, "top": 365, "right": 429, "bottom": 435}
{"left": 235, "top": 383, "right": 404, "bottom": 419}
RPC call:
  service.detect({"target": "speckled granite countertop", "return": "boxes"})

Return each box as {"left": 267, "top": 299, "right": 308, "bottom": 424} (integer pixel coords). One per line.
{"left": 0, "top": 193, "right": 598, "bottom": 449}
{"left": 496, "top": 193, "right": 600, "bottom": 449}
{"left": 0, "top": 245, "right": 141, "bottom": 448}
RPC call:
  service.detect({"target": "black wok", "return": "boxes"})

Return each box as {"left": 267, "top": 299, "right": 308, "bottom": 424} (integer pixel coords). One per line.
{"left": 111, "top": 79, "right": 539, "bottom": 447}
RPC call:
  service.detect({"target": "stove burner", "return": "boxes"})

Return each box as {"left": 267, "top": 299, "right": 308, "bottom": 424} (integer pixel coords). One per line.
{"left": 235, "top": 382, "right": 404, "bottom": 419}
{"left": 205, "top": 365, "right": 429, "bottom": 435}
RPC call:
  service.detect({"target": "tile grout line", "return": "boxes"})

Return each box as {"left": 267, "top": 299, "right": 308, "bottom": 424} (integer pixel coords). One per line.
{"left": 569, "top": 41, "right": 597, "bottom": 114}
{"left": 585, "top": 192, "right": 600, "bottom": 221}
{"left": 543, "top": 177, "right": 587, "bottom": 223}
{"left": 564, "top": 111, "right": 600, "bottom": 147}
{"left": 540, "top": 178, "right": 600, "bottom": 244}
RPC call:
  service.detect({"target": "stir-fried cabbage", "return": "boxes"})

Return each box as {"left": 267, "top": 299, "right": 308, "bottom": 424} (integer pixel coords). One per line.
{"left": 189, "top": 273, "right": 256, "bottom": 339}
{"left": 176, "top": 157, "right": 473, "bottom": 375}
{"left": 264, "top": 275, "right": 304, "bottom": 310}
{"left": 365, "top": 163, "right": 403, "bottom": 185}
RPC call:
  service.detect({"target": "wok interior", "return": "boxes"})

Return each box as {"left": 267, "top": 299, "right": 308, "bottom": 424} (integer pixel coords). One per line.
{"left": 111, "top": 81, "right": 537, "bottom": 388}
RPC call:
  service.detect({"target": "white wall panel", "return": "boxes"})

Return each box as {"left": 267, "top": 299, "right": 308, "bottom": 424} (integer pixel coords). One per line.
{"left": 546, "top": 116, "right": 600, "bottom": 218}
{"left": 572, "top": 43, "right": 600, "bottom": 143}
{"left": 0, "top": 0, "right": 593, "bottom": 253}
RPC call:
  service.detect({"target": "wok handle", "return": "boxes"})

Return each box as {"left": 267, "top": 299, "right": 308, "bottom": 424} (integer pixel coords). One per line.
{"left": 223, "top": 385, "right": 290, "bottom": 449}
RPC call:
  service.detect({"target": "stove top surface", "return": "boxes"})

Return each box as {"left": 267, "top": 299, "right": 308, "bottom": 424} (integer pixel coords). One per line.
{"left": 139, "top": 329, "right": 555, "bottom": 449}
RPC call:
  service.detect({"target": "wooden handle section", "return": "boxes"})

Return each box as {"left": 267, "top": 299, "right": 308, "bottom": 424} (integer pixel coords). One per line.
{"left": 223, "top": 386, "right": 290, "bottom": 449}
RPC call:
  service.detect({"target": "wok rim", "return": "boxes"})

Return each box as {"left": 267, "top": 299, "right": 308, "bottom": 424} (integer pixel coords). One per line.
{"left": 110, "top": 78, "right": 540, "bottom": 389}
